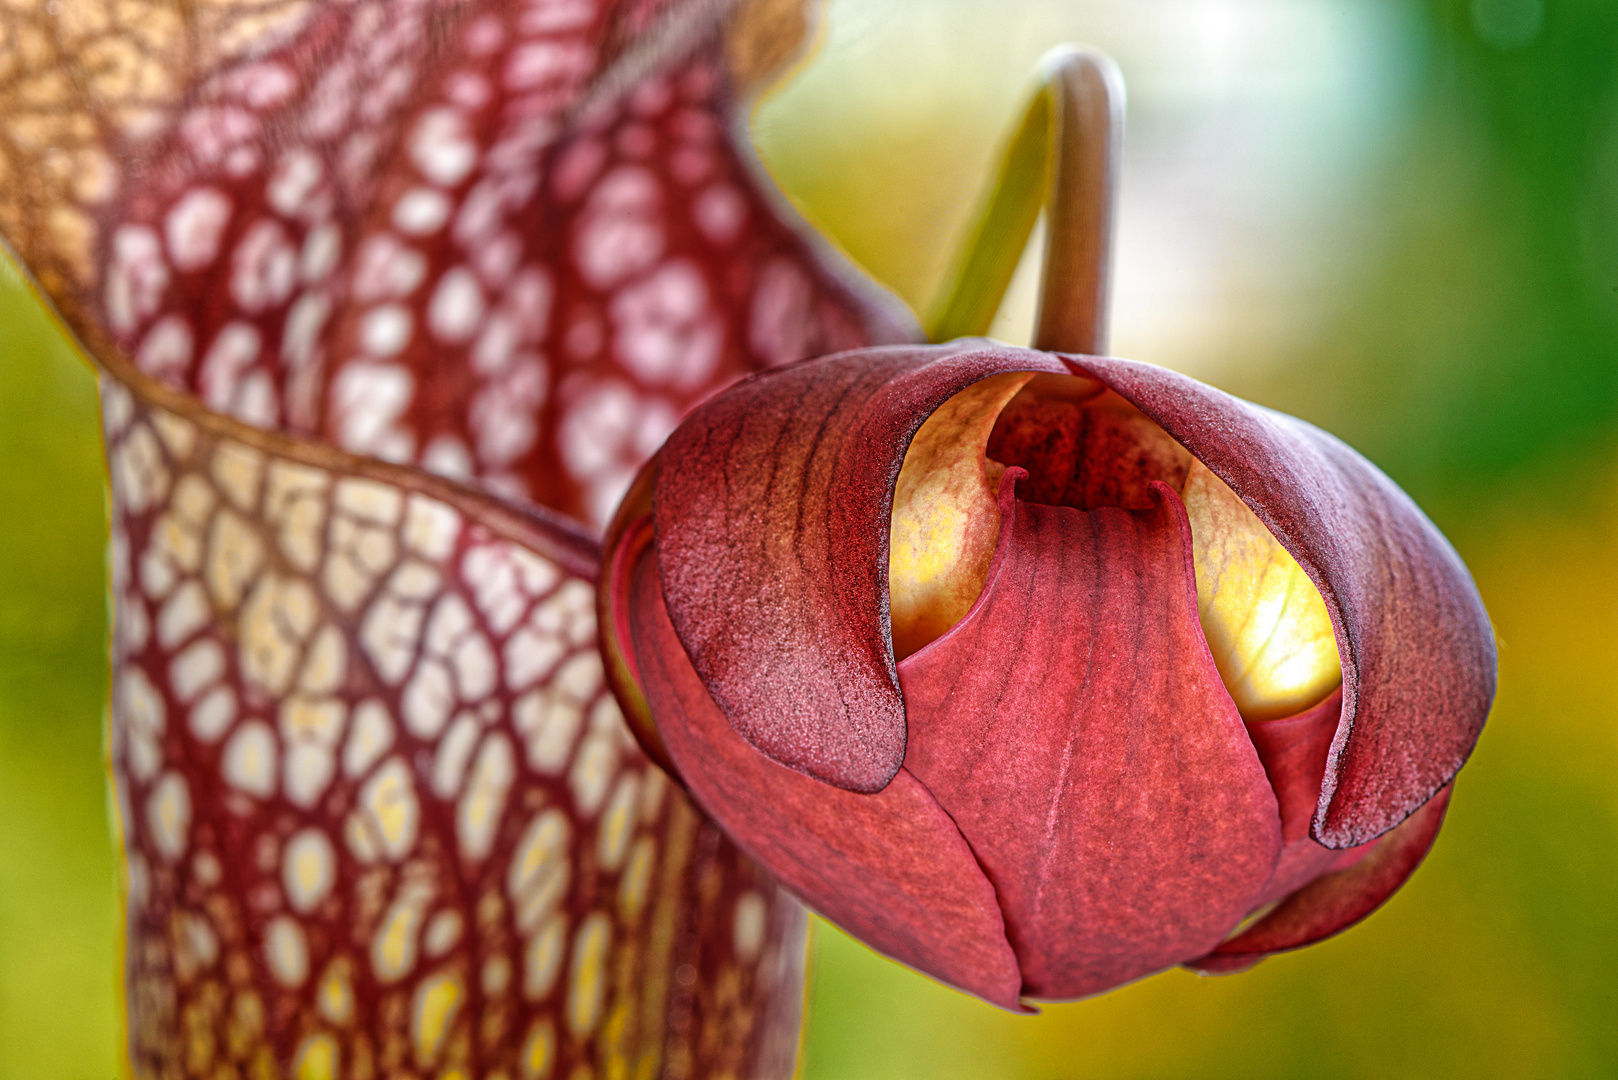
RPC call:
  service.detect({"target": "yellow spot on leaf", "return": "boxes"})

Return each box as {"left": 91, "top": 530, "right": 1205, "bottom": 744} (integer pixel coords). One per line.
{"left": 567, "top": 913, "right": 611, "bottom": 1037}
{"left": 293, "top": 1033, "right": 338, "bottom": 1080}
{"left": 521, "top": 1018, "right": 555, "bottom": 1080}
{"left": 412, "top": 972, "right": 464, "bottom": 1066}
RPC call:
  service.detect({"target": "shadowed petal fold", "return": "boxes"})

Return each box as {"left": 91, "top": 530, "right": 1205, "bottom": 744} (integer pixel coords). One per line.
{"left": 653, "top": 344, "right": 1068, "bottom": 792}
{"left": 626, "top": 538, "right": 1027, "bottom": 1009}
{"left": 1069, "top": 356, "right": 1494, "bottom": 848}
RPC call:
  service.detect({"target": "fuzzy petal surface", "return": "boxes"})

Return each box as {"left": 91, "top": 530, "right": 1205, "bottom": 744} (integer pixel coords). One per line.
{"left": 1069, "top": 356, "right": 1494, "bottom": 847}
{"left": 627, "top": 540, "right": 1027, "bottom": 1009}
{"left": 898, "top": 482, "right": 1281, "bottom": 999}
{"left": 653, "top": 343, "right": 1067, "bottom": 792}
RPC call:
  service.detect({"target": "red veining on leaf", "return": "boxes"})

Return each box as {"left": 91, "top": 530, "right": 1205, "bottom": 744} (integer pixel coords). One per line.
{"left": 102, "top": 370, "right": 808, "bottom": 1075}
{"left": 53, "top": 0, "right": 917, "bottom": 1072}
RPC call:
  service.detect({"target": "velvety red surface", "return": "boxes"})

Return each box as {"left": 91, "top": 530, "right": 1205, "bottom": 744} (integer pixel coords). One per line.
{"left": 628, "top": 539, "right": 1027, "bottom": 1009}
{"left": 1068, "top": 356, "right": 1494, "bottom": 848}
{"left": 653, "top": 343, "right": 1068, "bottom": 792}
{"left": 898, "top": 481, "right": 1280, "bottom": 999}
{"left": 622, "top": 340, "right": 1488, "bottom": 1003}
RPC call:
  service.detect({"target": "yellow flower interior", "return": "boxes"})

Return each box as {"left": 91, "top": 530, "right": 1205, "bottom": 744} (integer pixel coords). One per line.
{"left": 886, "top": 374, "right": 1342, "bottom": 720}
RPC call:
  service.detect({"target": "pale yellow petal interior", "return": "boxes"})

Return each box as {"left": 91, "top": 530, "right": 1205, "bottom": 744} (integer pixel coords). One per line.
{"left": 888, "top": 372, "right": 1033, "bottom": 660}
{"left": 1182, "top": 461, "right": 1342, "bottom": 721}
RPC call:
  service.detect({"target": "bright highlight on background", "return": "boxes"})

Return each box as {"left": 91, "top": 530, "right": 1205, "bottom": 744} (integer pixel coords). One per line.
{"left": 3, "top": 0, "right": 1617, "bottom": 1077}
{"left": 754, "top": 0, "right": 1420, "bottom": 378}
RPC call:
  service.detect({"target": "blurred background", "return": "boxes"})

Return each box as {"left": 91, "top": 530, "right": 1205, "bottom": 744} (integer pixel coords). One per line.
{"left": 2, "top": 0, "right": 1615, "bottom": 1076}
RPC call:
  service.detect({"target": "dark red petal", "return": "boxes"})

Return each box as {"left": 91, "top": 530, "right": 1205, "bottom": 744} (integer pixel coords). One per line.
{"left": 1068, "top": 356, "right": 1495, "bottom": 848}
{"left": 653, "top": 343, "right": 1069, "bottom": 792}
{"left": 626, "top": 537, "right": 1028, "bottom": 1010}
{"left": 897, "top": 481, "right": 1281, "bottom": 999}
{"left": 1243, "top": 689, "right": 1357, "bottom": 905}
{"left": 1188, "top": 785, "right": 1453, "bottom": 972}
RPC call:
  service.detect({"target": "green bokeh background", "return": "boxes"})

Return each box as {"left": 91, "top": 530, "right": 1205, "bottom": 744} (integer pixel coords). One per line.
{"left": 2, "top": 0, "right": 1615, "bottom": 1076}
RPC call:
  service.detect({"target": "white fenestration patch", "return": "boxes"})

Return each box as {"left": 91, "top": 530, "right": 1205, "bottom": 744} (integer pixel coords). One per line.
{"left": 106, "top": 225, "right": 169, "bottom": 335}
{"left": 223, "top": 720, "right": 278, "bottom": 798}
{"left": 430, "top": 713, "right": 480, "bottom": 797}
{"left": 212, "top": 441, "right": 265, "bottom": 511}
{"left": 113, "top": 423, "right": 170, "bottom": 515}
{"left": 371, "top": 877, "right": 434, "bottom": 982}
{"left": 610, "top": 259, "right": 721, "bottom": 389}
{"left": 280, "top": 695, "right": 346, "bottom": 808}
{"left": 165, "top": 188, "right": 234, "bottom": 271}
{"left": 402, "top": 496, "right": 460, "bottom": 561}
{"left": 332, "top": 361, "right": 415, "bottom": 461}
{"left": 566, "top": 913, "right": 612, "bottom": 1037}
{"left": 402, "top": 658, "right": 455, "bottom": 739}
{"left": 231, "top": 219, "right": 297, "bottom": 313}
{"left": 503, "top": 38, "right": 592, "bottom": 92}
{"left": 523, "top": 914, "right": 567, "bottom": 1002}
{"left": 457, "top": 733, "right": 515, "bottom": 861}
{"left": 157, "top": 580, "right": 211, "bottom": 649}
{"left": 239, "top": 574, "right": 318, "bottom": 696}
{"left": 146, "top": 772, "right": 192, "bottom": 861}
{"left": 464, "top": 543, "right": 559, "bottom": 636}
{"left": 360, "top": 560, "right": 442, "bottom": 685}
{"left": 424, "top": 910, "right": 464, "bottom": 958}
{"left": 427, "top": 267, "right": 485, "bottom": 343}
{"left": 120, "top": 667, "right": 166, "bottom": 783}
{"left": 267, "top": 149, "right": 326, "bottom": 217}
{"left": 190, "top": 685, "right": 237, "bottom": 743}
{"left": 360, "top": 304, "right": 413, "bottom": 357}
{"left": 205, "top": 508, "right": 265, "bottom": 611}
{"left": 573, "top": 166, "right": 663, "bottom": 288}
{"left": 508, "top": 808, "right": 571, "bottom": 935}
{"left": 283, "top": 828, "right": 337, "bottom": 914}
{"left": 265, "top": 461, "right": 330, "bottom": 573}
{"left": 411, "top": 107, "right": 478, "bottom": 187}
{"left": 749, "top": 257, "right": 815, "bottom": 368}
{"left": 137, "top": 316, "right": 195, "bottom": 380}
{"left": 301, "top": 224, "right": 343, "bottom": 285}
{"left": 595, "top": 773, "right": 639, "bottom": 873}
{"left": 265, "top": 916, "right": 310, "bottom": 987}
{"left": 468, "top": 357, "right": 546, "bottom": 467}
{"left": 355, "top": 756, "right": 420, "bottom": 862}
{"left": 169, "top": 639, "right": 225, "bottom": 704}
{"left": 351, "top": 233, "right": 427, "bottom": 302}
{"left": 692, "top": 182, "right": 747, "bottom": 246}
{"left": 199, "top": 322, "right": 264, "bottom": 413}
{"left": 394, "top": 187, "right": 452, "bottom": 235}
{"left": 733, "top": 890, "right": 768, "bottom": 964}
{"left": 298, "top": 624, "right": 348, "bottom": 695}
{"left": 342, "top": 699, "right": 396, "bottom": 778}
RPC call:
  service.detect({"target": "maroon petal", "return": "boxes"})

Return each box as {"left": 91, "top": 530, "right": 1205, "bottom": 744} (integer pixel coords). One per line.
{"left": 1069, "top": 356, "right": 1495, "bottom": 848}
{"left": 1243, "top": 689, "right": 1359, "bottom": 906}
{"left": 898, "top": 480, "right": 1281, "bottom": 999}
{"left": 653, "top": 343, "right": 1068, "bottom": 792}
{"left": 625, "top": 535, "right": 1027, "bottom": 1009}
{"left": 1189, "top": 785, "right": 1453, "bottom": 972}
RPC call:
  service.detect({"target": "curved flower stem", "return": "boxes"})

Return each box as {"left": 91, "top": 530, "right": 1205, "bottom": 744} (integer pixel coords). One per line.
{"left": 924, "top": 47, "right": 1124, "bottom": 354}
{"left": 1032, "top": 48, "right": 1124, "bottom": 356}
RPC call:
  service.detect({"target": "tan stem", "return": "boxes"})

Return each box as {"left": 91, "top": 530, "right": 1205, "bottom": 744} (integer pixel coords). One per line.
{"left": 1032, "top": 47, "right": 1124, "bottom": 357}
